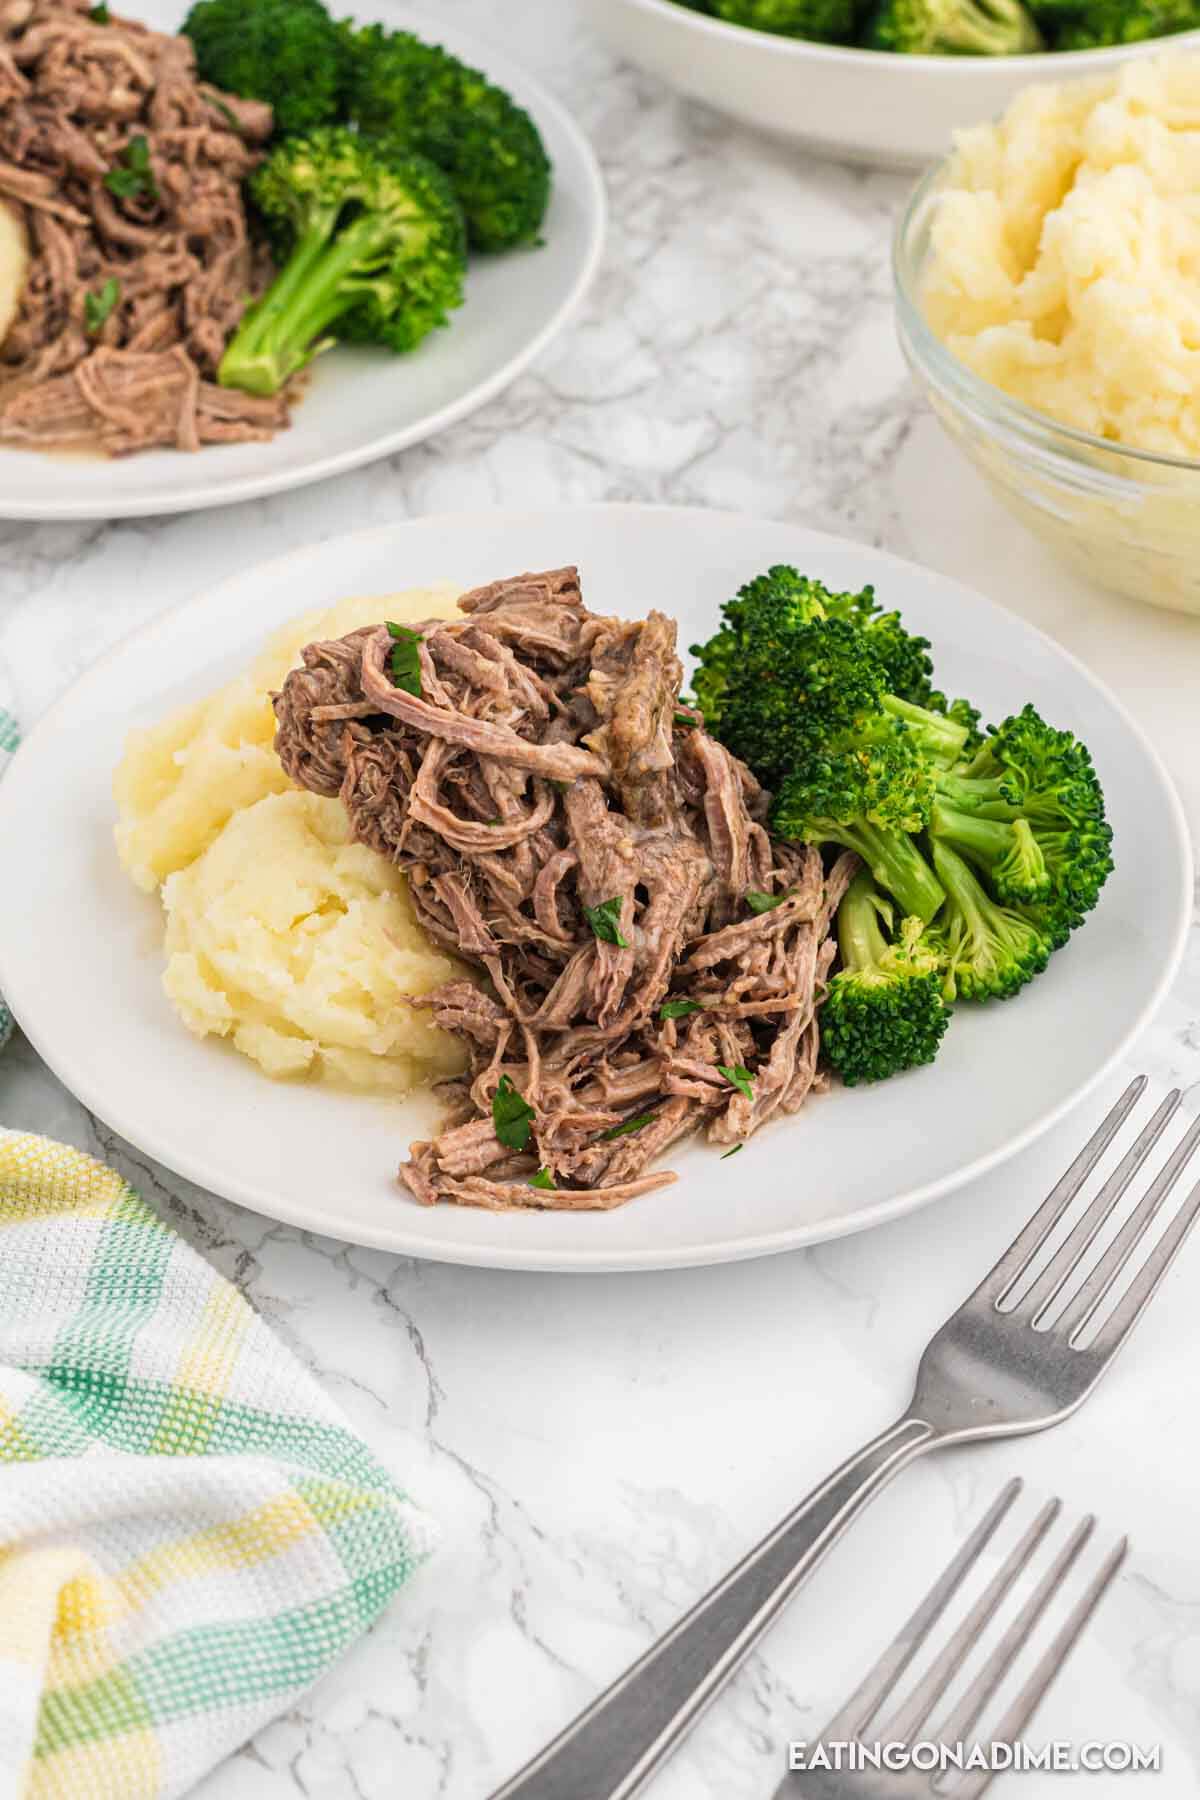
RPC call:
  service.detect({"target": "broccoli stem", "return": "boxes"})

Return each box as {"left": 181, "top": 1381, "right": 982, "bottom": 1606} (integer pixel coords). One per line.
{"left": 879, "top": 695, "right": 970, "bottom": 766}
{"left": 930, "top": 802, "right": 1050, "bottom": 902}
{"left": 948, "top": 0, "right": 1042, "bottom": 50}
{"left": 818, "top": 818, "right": 945, "bottom": 923}
{"left": 934, "top": 769, "right": 1017, "bottom": 818}
{"left": 837, "top": 869, "right": 892, "bottom": 976}
{"left": 931, "top": 837, "right": 988, "bottom": 938}
{"left": 220, "top": 211, "right": 386, "bottom": 395}
{"left": 931, "top": 802, "right": 1020, "bottom": 862}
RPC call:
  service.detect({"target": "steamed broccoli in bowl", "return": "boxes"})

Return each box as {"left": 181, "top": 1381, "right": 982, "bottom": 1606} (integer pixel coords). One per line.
{"left": 862, "top": 0, "right": 1043, "bottom": 53}
{"left": 690, "top": 566, "right": 1113, "bottom": 1085}
{"left": 666, "top": 0, "right": 1200, "bottom": 49}
{"left": 710, "top": 0, "right": 859, "bottom": 40}
{"left": 1026, "top": 0, "right": 1200, "bottom": 45}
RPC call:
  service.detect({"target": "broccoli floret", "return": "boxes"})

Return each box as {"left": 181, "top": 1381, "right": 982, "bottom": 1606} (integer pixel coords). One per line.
{"left": 711, "top": 0, "right": 857, "bottom": 38}
{"left": 344, "top": 25, "right": 551, "bottom": 252}
{"left": 182, "top": 0, "right": 346, "bottom": 136}
{"left": 694, "top": 566, "right": 968, "bottom": 921}
{"left": 877, "top": 695, "right": 973, "bottom": 768}
{"left": 929, "top": 804, "right": 1052, "bottom": 904}
{"left": 821, "top": 870, "right": 951, "bottom": 1085}
{"left": 819, "top": 581, "right": 984, "bottom": 748}
{"left": 690, "top": 565, "right": 971, "bottom": 786}
{"left": 693, "top": 571, "right": 1108, "bottom": 1016}
{"left": 218, "top": 128, "right": 466, "bottom": 397}
{"left": 690, "top": 570, "right": 881, "bottom": 771}
{"left": 960, "top": 703, "right": 1103, "bottom": 805}
{"left": 862, "top": 0, "right": 1043, "bottom": 51}
{"left": 1034, "top": 0, "right": 1198, "bottom": 44}
{"left": 930, "top": 704, "right": 1113, "bottom": 933}
{"left": 932, "top": 694, "right": 985, "bottom": 757}
{"left": 928, "top": 841, "right": 1054, "bottom": 1003}
{"left": 771, "top": 727, "right": 946, "bottom": 920}
{"left": 815, "top": 581, "right": 940, "bottom": 709}
{"left": 799, "top": 733, "right": 938, "bottom": 836}
{"left": 774, "top": 791, "right": 947, "bottom": 922}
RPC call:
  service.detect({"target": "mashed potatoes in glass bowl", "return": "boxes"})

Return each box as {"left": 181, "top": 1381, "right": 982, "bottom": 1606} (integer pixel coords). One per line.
{"left": 114, "top": 585, "right": 470, "bottom": 1092}
{"left": 894, "top": 56, "right": 1200, "bottom": 617}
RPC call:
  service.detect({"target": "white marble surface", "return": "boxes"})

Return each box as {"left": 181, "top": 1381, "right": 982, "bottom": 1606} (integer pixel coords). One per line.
{"left": 2, "top": 3, "right": 1200, "bottom": 1796}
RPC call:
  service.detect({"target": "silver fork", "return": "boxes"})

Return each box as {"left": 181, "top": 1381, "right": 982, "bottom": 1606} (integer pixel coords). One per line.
{"left": 782, "top": 1478, "right": 1127, "bottom": 1799}
{"left": 491, "top": 1076, "right": 1200, "bottom": 1800}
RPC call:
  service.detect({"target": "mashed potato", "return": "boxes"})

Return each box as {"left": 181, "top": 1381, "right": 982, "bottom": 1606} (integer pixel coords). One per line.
{"left": 115, "top": 582, "right": 469, "bottom": 1090}
{"left": 0, "top": 200, "right": 28, "bottom": 347}
{"left": 115, "top": 583, "right": 460, "bottom": 891}
{"left": 923, "top": 58, "right": 1200, "bottom": 456}
{"left": 162, "top": 790, "right": 466, "bottom": 1089}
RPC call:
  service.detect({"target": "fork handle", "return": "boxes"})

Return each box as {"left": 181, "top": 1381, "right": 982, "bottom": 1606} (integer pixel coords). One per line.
{"left": 489, "top": 1413, "right": 937, "bottom": 1800}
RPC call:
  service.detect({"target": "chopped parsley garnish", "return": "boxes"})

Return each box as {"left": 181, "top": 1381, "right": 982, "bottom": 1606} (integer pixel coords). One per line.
{"left": 386, "top": 621, "right": 422, "bottom": 697}
{"left": 104, "top": 135, "right": 157, "bottom": 202}
{"left": 721, "top": 1144, "right": 743, "bottom": 1160}
{"left": 660, "top": 998, "right": 702, "bottom": 1020}
{"left": 528, "top": 1167, "right": 556, "bottom": 1191}
{"left": 83, "top": 277, "right": 120, "bottom": 336}
{"left": 584, "top": 897, "right": 629, "bottom": 948}
{"left": 746, "top": 890, "right": 786, "bottom": 915}
{"left": 600, "top": 1109, "right": 659, "bottom": 1142}
{"left": 492, "top": 1075, "right": 535, "bottom": 1152}
{"left": 718, "top": 1064, "right": 754, "bottom": 1101}
{"left": 210, "top": 96, "right": 243, "bottom": 134}
{"left": 89, "top": 3, "right": 110, "bottom": 20}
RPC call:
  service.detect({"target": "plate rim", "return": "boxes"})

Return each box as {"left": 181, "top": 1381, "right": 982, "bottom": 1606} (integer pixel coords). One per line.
{"left": 0, "top": 502, "right": 1191, "bottom": 1270}
{"left": 0, "top": 12, "right": 607, "bottom": 522}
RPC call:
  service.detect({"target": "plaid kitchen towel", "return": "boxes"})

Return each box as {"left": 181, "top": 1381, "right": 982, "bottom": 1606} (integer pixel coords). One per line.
{"left": 0, "top": 705, "right": 15, "bottom": 1052}
{"left": 0, "top": 1131, "right": 436, "bottom": 1799}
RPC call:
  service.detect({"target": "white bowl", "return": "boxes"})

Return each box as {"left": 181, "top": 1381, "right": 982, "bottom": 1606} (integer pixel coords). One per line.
{"left": 895, "top": 162, "right": 1200, "bottom": 617}
{"left": 582, "top": 0, "right": 1200, "bottom": 167}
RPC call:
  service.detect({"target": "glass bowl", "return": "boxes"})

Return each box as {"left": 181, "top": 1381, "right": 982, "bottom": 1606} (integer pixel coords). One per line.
{"left": 894, "top": 162, "right": 1200, "bottom": 619}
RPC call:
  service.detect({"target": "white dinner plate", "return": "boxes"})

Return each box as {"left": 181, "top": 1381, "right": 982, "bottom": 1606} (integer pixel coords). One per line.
{"left": 0, "top": 5, "right": 605, "bottom": 520}
{"left": 0, "top": 505, "right": 1189, "bottom": 1270}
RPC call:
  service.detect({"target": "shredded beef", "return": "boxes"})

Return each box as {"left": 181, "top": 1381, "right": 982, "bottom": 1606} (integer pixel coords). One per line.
{"left": 275, "top": 568, "right": 856, "bottom": 1212}
{"left": 0, "top": 0, "right": 284, "bottom": 454}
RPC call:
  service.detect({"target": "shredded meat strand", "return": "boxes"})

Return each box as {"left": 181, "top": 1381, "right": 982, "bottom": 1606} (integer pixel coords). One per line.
{"left": 275, "top": 568, "right": 855, "bottom": 1212}
{"left": 0, "top": 0, "right": 286, "bottom": 454}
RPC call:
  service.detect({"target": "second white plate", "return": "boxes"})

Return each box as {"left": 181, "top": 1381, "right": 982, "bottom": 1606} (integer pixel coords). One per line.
{"left": 0, "top": 505, "right": 1188, "bottom": 1269}
{"left": 0, "top": 4, "right": 605, "bottom": 520}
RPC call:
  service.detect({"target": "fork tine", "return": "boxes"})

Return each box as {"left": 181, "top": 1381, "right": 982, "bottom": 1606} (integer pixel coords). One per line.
{"left": 820, "top": 1480, "right": 1023, "bottom": 1742}
{"left": 876, "top": 1498, "right": 1060, "bottom": 1745}
{"left": 1019, "top": 1091, "right": 1182, "bottom": 1325}
{"left": 933, "top": 1513, "right": 1095, "bottom": 1748}
{"left": 982, "top": 1077, "right": 1147, "bottom": 1305}
{"left": 1082, "top": 1177, "right": 1200, "bottom": 1360}
{"left": 952, "top": 1537, "right": 1128, "bottom": 1800}
{"left": 1057, "top": 1114, "right": 1200, "bottom": 1342}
